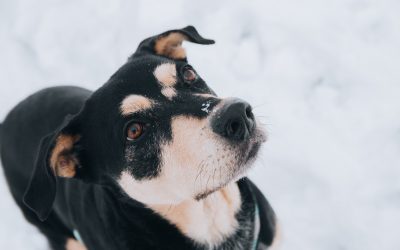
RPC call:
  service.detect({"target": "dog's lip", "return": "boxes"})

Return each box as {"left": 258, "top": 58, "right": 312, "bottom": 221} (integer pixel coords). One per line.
{"left": 244, "top": 141, "right": 262, "bottom": 164}
{"left": 195, "top": 135, "right": 264, "bottom": 201}
{"left": 241, "top": 127, "right": 266, "bottom": 164}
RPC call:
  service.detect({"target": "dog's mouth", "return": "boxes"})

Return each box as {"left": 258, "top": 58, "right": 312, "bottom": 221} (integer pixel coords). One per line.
{"left": 194, "top": 126, "right": 266, "bottom": 201}
{"left": 234, "top": 126, "right": 267, "bottom": 175}
{"left": 206, "top": 97, "right": 267, "bottom": 179}
{"left": 244, "top": 140, "right": 262, "bottom": 164}
{"left": 245, "top": 127, "right": 267, "bottom": 162}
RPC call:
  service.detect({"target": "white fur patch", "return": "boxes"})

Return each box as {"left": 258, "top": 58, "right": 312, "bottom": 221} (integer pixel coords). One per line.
{"left": 120, "top": 95, "right": 154, "bottom": 115}
{"left": 153, "top": 63, "right": 178, "bottom": 100}
{"left": 149, "top": 182, "right": 241, "bottom": 247}
{"left": 65, "top": 239, "right": 87, "bottom": 250}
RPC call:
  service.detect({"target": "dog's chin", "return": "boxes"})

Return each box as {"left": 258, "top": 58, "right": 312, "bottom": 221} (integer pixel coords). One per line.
{"left": 238, "top": 127, "right": 267, "bottom": 173}
{"left": 195, "top": 129, "right": 266, "bottom": 201}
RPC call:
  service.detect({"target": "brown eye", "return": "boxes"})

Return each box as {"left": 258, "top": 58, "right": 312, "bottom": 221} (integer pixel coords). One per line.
{"left": 127, "top": 123, "right": 144, "bottom": 141}
{"left": 183, "top": 68, "right": 197, "bottom": 82}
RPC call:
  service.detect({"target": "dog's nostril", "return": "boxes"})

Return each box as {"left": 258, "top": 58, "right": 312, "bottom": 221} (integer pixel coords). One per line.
{"left": 211, "top": 98, "right": 255, "bottom": 142}
{"left": 245, "top": 106, "right": 254, "bottom": 120}
{"left": 227, "top": 120, "right": 241, "bottom": 136}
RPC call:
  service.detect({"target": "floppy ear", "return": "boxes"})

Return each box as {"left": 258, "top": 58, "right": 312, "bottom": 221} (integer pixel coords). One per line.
{"left": 23, "top": 114, "right": 82, "bottom": 221}
{"left": 133, "top": 25, "right": 215, "bottom": 61}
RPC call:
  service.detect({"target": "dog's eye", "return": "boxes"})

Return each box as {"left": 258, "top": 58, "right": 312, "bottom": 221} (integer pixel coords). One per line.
{"left": 127, "top": 123, "right": 144, "bottom": 141}
{"left": 183, "top": 67, "right": 197, "bottom": 83}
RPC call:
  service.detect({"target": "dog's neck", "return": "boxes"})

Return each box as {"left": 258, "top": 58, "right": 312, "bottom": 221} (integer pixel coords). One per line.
{"left": 148, "top": 182, "right": 242, "bottom": 248}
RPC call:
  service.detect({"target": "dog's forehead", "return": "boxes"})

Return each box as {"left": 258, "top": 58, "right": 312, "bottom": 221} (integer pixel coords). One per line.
{"left": 116, "top": 57, "right": 178, "bottom": 83}
{"left": 104, "top": 57, "right": 179, "bottom": 99}
{"left": 95, "top": 56, "right": 216, "bottom": 118}
{"left": 110, "top": 57, "right": 179, "bottom": 93}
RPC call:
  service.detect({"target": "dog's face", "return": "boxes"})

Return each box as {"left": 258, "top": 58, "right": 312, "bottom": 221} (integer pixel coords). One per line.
{"left": 24, "top": 26, "right": 266, "bottom": 220}
{"left": 113, "top": 59, "right": 266, "bottom": 204}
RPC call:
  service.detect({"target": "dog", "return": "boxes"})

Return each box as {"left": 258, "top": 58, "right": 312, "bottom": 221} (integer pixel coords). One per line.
{"left": 0, "top": 26, "right": 277, "bottom": 250}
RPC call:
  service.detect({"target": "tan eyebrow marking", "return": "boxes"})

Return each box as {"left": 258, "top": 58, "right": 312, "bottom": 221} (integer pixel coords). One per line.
{"left": 153, "top": 63, "right": 177, "bottom": 87}
{"left": 153, "top": 63, "right": 178, "bottom": 100}
{"left": 120, "top": 95, "right": 154, "bottom": 115}
{"left": 161, "top": 87, "right": 177, "bottom": 100}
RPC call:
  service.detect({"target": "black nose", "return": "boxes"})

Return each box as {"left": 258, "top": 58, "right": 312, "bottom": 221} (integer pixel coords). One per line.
{"left": 212, "top": 98, "right": 255, "bottom": 141}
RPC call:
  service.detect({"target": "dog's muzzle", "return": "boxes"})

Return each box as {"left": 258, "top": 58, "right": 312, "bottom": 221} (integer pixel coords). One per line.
{"left": 211, "top": 98, "right": 256, "bottom": 142}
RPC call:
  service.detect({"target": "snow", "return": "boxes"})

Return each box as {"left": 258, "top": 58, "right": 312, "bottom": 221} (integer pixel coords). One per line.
{"left": 1, "top": 0, "right": 400, "bottom": 249}
{"left": 201, "top": 101, "right": 212, "bottom": 113}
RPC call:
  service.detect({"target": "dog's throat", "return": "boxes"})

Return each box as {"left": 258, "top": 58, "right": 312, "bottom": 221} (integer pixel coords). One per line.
{"left": 148, "top": 182, "right": 242, "bottom": 247}
{"left": 194, "top": 187, "right": 221, "bottom": 201}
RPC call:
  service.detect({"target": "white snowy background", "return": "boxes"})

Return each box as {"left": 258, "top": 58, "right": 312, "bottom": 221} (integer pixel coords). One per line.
{"left": 1, "top": 0, "right": 399, "bottom": 249}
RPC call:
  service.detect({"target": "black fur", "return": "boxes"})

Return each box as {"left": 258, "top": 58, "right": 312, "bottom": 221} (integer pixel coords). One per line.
{"left": 0, "top": 26, "right": 276, "bottom": 250}
{"left": 0, "top": 123, "right": 3, "bottom": 151}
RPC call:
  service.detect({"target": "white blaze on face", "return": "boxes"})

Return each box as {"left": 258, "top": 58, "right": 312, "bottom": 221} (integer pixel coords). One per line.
{"left": 153, "top": 63, "right": 177, "bottom": 100}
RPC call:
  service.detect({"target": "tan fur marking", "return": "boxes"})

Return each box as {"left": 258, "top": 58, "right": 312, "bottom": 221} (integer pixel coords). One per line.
{"left": 50, "top": 134, "right": 80, "bottom": 178}
{"left": 155, "top": 33, "right": 188, "bottom": 59}
{"left": 66, "top": 238, "right": 87, "bottom": 250}
{"left": 194, "top": 93, "right": 217, "bottom": 98}
{"left": 153, "top": 63, "right": 178, "bottom": 100}
{"left": 120, "top": 95, "right": 154, "bottom": 115}
{"left": 153, "top": 63, "right": 177, "bottom": 87}
{"left": 149, "top": 182, "right": 241, "bottom": 247}
{"left": 161, "top": 87, "right": 177, "bottom": 100}
{"left": 118, "top": 114, "right": 243, "bottom": 205}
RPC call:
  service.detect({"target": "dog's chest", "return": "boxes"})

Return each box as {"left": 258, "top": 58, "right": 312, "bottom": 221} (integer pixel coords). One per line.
{"left": 149, "top": 182, "right": 257, "bottom": 249}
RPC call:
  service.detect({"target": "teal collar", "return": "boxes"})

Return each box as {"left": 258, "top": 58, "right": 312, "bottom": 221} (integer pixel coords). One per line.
{"left": 73, "top": 229, "right": 84, "bottom": 244}
{"left": 252, "top": 201, "right": 260, "bottom": 250}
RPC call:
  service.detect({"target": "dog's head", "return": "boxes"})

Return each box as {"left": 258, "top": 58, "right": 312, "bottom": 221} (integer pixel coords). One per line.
{"left": 24, "top": 26, "right": 266, "bottom": 221}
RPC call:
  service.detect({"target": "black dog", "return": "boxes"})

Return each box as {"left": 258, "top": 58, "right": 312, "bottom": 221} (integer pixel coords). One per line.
{"left": 0, "top": 26, "right": 277, "bottom": 250}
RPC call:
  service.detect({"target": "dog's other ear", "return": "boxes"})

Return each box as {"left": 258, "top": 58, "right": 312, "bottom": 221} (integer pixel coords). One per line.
{"left": 133, "top": 25, "right": 215, "bottom": 61}
{"left": 23, "top": 114, "right": 83, "bottom": 221}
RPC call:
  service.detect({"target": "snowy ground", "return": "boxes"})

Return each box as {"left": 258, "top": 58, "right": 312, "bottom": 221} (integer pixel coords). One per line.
{"left": 1, "top": 0, "right": 400, "bottom": 249}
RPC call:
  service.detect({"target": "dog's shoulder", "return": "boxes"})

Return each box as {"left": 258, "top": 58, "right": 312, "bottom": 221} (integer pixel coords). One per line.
{"left": 3, "top": 86, "right": 91, "bottom": 127}
{"left": 1, "top": 85, "right": 92, "bottom": 198}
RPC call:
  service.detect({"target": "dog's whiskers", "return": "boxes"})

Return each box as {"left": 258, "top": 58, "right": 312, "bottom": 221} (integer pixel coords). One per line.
{"left": 212, "top": 168, "right": 217, "bottom": 195}
{"left": 194, "top": 160, "right": 207, "bottom": 192}
{"left": 252, "top": 102, "right": 268, "bottom": 110}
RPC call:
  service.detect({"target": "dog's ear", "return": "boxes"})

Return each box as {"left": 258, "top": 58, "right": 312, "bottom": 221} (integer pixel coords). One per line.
{"left": 23, "top": 114, "right": 83, "bottom": 221}
{"left": 133, "top": 25, "right": 215, "bottom": 61}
